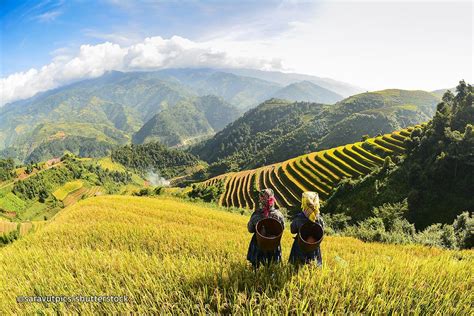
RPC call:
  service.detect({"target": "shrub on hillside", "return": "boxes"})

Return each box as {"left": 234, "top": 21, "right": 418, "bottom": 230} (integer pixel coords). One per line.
{"left": 343, "top": 210, "right": 473, "bottom": 250}
{"left": 188, "top": 182, "right": 224, "bottom": 203}
{"left": 133, "top": 187, "right": 164, "bottom": 197}
{"left": 453, "top": 212, "right": 474, "bottom": 249}
{"left": 372, "top": 200, "right": 408, "bottom": 229}
{"left": 346, "top": 217, "right": 387, "bottom": 243}
{"left": 0, "top": 224, "right": 20, "bottom": 245}
{"left": 342, "top": 200, "right": 416, "bottom": 245}
{"left": 322, "top": 213, "right": 352, "bottom": 235}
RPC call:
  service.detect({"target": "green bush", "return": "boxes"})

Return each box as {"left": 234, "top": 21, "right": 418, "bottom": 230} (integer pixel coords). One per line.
{"left": 323, "top": 213, "right": 351, "bottom": 234}
{"left": 133, "top": 187, "right": 164, "bottom": 197}
{"left": 188, "top": 182, "right": 224, "bottom": 203}
{"left": 453, "top": 212, "right": 474, "bottom": 249}
{"left": 346, "top": 217, "right": 387, "bottom": 243}
{"left": 440, "top": 225, "right": 457, "bottom": 249}
{"left": 415, "top": 224, "right": 444, "bottom": 247}
{"left": 0, "top": 224, "right": 20, "bottom": 246}
{"left": 372, "top": 200, "right": 408, "bottom": 230}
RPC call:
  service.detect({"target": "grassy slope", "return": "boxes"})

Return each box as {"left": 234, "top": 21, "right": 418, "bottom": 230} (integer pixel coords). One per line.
{"left": 96, "top": 157, "right": 126, "bottom": 172}
{"left": 0, "top": 196, "right": 472, "bottom": 314}
{"left": 52, "top": 180, "right": 83, "bottom": 201}
{"left": 193, "top": 90, "right": 439, "bottom": 170}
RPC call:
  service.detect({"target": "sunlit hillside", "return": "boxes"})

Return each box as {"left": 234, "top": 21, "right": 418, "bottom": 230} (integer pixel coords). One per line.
{"left": 200, "top": 125, "right": 424, "bottom": 210}
{"left": 0, "top": 196, "right": 471, "bottom": 314}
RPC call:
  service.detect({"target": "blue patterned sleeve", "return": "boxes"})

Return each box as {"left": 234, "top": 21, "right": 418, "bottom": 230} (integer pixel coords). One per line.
{"left": 247, "top": 211, "right": 261, "bottom": 233}
{"left": 290, "top": 213, "right": 307, "bottom": 234}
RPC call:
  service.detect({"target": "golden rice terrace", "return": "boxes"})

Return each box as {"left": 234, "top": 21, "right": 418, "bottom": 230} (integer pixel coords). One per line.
{"left": 201, "top": 125, "right": 424, "bottom": 210}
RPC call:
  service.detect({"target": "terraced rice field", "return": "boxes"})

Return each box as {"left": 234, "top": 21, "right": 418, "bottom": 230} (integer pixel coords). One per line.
{"left": 0, "top": 221, "right": 33, "bottom": 236}
{"left": 53, "top": 180, "right": 83, "bottom": 201}
{"left": 201, "top": 126, "right": 423, "bottom": 210}
{"left": 63, "top": 186, "right": 102, "bottom": 207}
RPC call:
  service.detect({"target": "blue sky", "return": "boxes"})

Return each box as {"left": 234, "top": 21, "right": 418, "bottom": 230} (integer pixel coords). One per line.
{"left": 1, "top": 0, "right": 294, "bottom": 75}
{"left": 1, "top": 0, "right": 472, "bottom": 105}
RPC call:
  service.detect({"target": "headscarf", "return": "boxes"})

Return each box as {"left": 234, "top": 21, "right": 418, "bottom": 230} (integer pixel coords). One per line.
{"left": 301, "top": 191, "right": 320, "bottom": 223}
{"left": 259, "top": 189, "right": 276, "bottom": 218}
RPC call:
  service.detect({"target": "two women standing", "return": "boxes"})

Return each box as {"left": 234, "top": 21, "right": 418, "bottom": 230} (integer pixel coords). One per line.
{"left": 246, "top": 189, "right": 324, "bottom": 268}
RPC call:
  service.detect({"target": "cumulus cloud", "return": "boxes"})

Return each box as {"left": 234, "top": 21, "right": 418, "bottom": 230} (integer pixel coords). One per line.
{"left": 0, "top": 36, "right": 282, "bottom": 106}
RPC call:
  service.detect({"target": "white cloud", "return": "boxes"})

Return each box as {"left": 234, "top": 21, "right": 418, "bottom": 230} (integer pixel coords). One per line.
{"left": 0, "top": 36, "right": 282, "bottom": 106}
{"left": 2, "top": 1, "right": 470, "bottom": 106}
{"left": 83, "top": 29, "right": 142, "bottom": 46}
{"left": 34, "top": 10, "right": 62, "bottom": 23}
{"left": 1, "top": 42, "right": 126, "bottom": 105}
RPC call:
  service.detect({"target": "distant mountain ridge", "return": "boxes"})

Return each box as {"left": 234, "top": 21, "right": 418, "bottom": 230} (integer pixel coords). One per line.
{"left": 270, "top": 81, "right": 343, "bottom": 104}
{"left": 151, "top": 69, "right": 282, "bottom": 109}
{"left": 222, "top": 68, "right": 364, "bottom": 97}
{"left": 0, "top": 68, "right": 362, "bottom": 162}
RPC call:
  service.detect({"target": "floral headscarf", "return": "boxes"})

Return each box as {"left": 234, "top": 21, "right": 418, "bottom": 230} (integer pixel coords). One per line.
{"left": 301, "top": 191, "right": 320, "bottom": 223}
{"left": 259, "top": 189, "right": 276, "bottom": 217}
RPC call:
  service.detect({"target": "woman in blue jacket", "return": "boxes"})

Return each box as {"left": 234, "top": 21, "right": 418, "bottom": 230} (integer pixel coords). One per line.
{"left": 289, "top": 192, "right": 324, "bottom": 266}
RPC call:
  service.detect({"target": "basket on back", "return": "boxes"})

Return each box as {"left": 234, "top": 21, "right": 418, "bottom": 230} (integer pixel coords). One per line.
{"left": 255, "top": 217, "right": 284, "bottom": 252}
{"left": 298, "top": 222, "right": 324, "bottom": 253}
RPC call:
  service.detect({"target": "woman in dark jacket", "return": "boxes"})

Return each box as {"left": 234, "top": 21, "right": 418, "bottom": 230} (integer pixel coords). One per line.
{"left": 246, "top": 189, "right": 285, "bottom": 268}
{"left": 289, "top": 192, "right": 324, "bottom": 266}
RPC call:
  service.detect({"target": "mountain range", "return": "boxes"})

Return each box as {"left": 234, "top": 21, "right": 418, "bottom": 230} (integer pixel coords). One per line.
{"left": 0, "top": 68, "right": 362, "bottom": 162}
{"left": 1, "top": 68, "right": 443, "bottom": 166}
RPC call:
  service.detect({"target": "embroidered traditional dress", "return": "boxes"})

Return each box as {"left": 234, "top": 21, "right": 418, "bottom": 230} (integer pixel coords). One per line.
{"left": 246, "top": 189, "right": 285, "bottom": 267}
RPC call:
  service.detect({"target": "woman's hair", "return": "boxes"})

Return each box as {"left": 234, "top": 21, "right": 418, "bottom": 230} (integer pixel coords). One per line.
{"left": 301, "top": 191, "right": 320, "bottom": 222}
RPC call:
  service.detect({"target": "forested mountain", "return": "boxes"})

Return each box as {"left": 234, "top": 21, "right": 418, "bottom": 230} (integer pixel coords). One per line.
{"left": 190, "top": 99, "right": 327, "bottom": 172}
{"left": 25, "top": 136, "right": 115, "bottom": 163}
{"left": 132, "top": 96, "right": 240, "bottom": 147}
{"left": 153, "top": 69, "right": 282, "bottom": 109}
{"left": 0, "top": 71, "right": 193, "bottom": 161}
{"left": 191, "top": 89, "right": 440, "bottom": 174}
{"left": 323, "top": 81, "right": 473, "bottom": 230}
{"left": 316, "top": 89, "right": 440, "bottom": 149}
{"left": 111, "top": 142, "right": 202, "bottom": 178}
{"left": 270, "top": 81, "right": 343, "bottom": 104}
{"left": 0, "top": 68, "right": 351, "bottom": 162}
{"left": 157, "top": 69, "right": 354, "bottom": 105}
